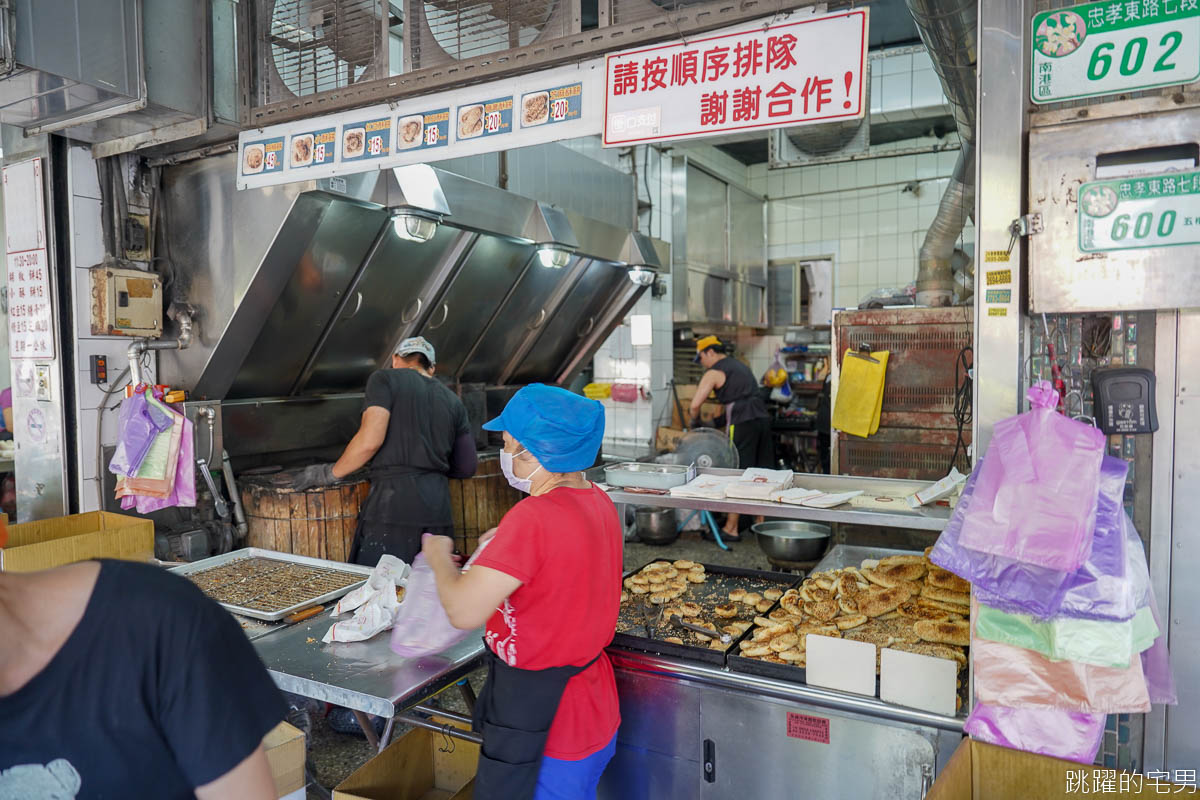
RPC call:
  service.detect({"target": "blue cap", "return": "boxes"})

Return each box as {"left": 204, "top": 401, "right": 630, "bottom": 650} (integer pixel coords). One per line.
{"left": 482, "top": 384, "right": 605, "bottom": 472}
{"left": 396, "top": 336, "right": 436, "bottom": 364}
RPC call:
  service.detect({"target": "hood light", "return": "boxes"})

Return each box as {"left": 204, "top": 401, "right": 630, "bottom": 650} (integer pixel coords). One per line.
{"left": 627, "top": 266, "right": 656, "bottom": 286}
{"left": 537, "top": 246, "right": 572, "bottom": 269}
{"left": 393, "top": 212, "right": 438, "bottom": 243}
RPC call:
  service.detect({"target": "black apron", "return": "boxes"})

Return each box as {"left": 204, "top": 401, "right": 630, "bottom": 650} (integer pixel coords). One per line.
{"left": 349, "top": 465, "right": 454, "bottom": 565}
{"left": 471, "top": 646, "right": 604, "bottom": 800}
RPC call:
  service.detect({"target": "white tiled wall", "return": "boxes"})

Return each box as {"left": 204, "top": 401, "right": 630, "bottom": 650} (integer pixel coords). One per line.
{"left": 748, "top": 138, "right": 974, "bottom": 309}
{"left": 68, "top": 146, "right": 157, "bottom": 511}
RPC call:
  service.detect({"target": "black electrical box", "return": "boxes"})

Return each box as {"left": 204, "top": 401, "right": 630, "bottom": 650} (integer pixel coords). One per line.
{"left": 1092, "top": 367, "right": 1158, "bottom": 435}
{"left": 89, "top": 354, "right": 108, "bottom": 384}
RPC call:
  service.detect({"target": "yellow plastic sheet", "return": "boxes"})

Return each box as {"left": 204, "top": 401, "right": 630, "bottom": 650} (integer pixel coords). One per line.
{"left": 582, "top": 382, "right": 612, "bottom": 400}
{"left": 831, "top": 349, "right": 889, "bottom": 438}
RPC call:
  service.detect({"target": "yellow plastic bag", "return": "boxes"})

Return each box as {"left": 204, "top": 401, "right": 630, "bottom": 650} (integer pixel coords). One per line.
{"left": 831, "top": 349, "right": 889, "bottom": 438}
{"left": 583, "top": 382, "right": 612, "bottom": 400}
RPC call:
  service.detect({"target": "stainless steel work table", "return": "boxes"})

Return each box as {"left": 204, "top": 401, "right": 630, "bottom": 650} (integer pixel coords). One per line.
{"left": 251, "top": 606, "right": 485, "bottom": 750}
{"left": 598, "top": 468, "right": 953, "bottom": 531}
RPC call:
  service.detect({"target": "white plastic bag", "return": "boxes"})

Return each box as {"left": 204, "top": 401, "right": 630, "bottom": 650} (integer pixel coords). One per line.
{"left": 322, "top": 555, "right": 410, "bottom": 644}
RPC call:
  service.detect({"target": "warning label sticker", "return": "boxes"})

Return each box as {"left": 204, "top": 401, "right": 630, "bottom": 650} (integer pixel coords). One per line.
{"left": 985, "top": 250, "right": 1010, "bottom": 263}
{"left": 985, "top": 269, "right": 1012, "bottom": 286}
{"left": 988, "top": 307, "right": 1007, "bottom": 317}
{"left": 787, "top": 712, "right": 830, "bottom": 744}
{"left": 985, "top": 289, "right": 1012, "bottom": 304}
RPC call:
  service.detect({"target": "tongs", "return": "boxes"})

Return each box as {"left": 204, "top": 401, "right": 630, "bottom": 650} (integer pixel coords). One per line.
{"left": 664, "top": 610, "right": 732, "bottom": 644}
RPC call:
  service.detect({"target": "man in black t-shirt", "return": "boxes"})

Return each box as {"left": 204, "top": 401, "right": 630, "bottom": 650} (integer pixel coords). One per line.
{"left": 0, "top": 559, "right": 286, "bottom": 799}
{"left": 290, "top": 336, "right": 478, "bottom": 564}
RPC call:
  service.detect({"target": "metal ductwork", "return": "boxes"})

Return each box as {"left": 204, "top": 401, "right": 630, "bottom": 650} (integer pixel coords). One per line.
{"left": 905, "top": 0, "right": 977, "bottom": 307}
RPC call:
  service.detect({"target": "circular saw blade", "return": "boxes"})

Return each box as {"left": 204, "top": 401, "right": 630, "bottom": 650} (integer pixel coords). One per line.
{"left": 664, "top": 428, "right": 739, "bottom": 470}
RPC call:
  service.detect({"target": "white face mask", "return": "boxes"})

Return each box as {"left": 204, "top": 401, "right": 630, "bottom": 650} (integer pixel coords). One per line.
{"left": 500, "top": 449, "right": 542, "bottom": 494}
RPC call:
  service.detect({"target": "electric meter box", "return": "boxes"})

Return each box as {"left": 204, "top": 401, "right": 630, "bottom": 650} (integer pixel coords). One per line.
{"left": 1029, "top": 105, "right": 1200, "bottom": 313}
{"left": 90, "top": 266, "right": 163, "bottom": 337}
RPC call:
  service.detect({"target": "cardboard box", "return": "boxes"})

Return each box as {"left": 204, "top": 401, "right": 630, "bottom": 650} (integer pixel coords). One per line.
{"left": 0, "top": 511, "right": 153, "bottom": 572}
{"left": 669, "top": 384, "right": 723, "bottom": 429}
{"left": 928, "top": 739, "right": 1188, "bottom": 799}
{"left": 263, "top": 721, "right": 306, "bottom": 798}
{"left": 334, "top": 726, "right": 478, "bottom": 800}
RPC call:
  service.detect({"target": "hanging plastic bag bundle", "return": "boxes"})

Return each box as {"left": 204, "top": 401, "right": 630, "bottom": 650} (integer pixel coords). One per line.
{"left": 956, "top": 381, "right": 1106, "bottom": 572}
{"left": 108, "top": 385, "right": 174, "bottom": 479}
{"left": 121, "top": 414, "right": 196, "bottom": 513}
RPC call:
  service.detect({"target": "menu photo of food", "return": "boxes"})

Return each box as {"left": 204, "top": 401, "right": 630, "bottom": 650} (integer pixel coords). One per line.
{"left": 242, "top": 143, "right": 265, "bottom": 174}
{"left": 522, "top": 91, "right": 549, "bottom": 127}
{"left": 458, "top": 104, "right": 484, "bottom": 139}
{"left": 342, "top": 127, "right": 366, "bottom": 159}
{"left": 290, "top": 134, "right": 314, "bottom": 167}
{"left": 398, "top": 115, "right": 424, "bottom": 150}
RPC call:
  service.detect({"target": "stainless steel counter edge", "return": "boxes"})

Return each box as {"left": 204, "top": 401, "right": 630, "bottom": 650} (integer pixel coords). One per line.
{"left": 594, "top": 467, "right": 952, "bottom": 531}
{"left": 608, "top": 648, "right": 965, "bottom": 734}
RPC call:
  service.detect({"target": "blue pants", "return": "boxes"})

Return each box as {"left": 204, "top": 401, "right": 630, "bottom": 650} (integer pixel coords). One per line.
{"left": 532, "top": 734, "right": 618, "bottom": 800}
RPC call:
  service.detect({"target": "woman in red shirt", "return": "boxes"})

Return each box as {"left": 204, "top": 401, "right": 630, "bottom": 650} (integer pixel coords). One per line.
{"left": 422, "top": 384, "right": 621, "bottom": 800}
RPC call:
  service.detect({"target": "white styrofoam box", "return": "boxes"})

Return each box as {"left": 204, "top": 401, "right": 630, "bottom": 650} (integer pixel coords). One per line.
{"left": 911, "top": 67, "right": 947, "bottom": 112}
{"left": 875, "top": 157, "right": 897, "bottom": 184}
{"left": 818, "top": 165, "right": 837, "bottom": 193}
{"left": 801, "top": 167, "right": 819, "bottom": 194}
{"left": 70, "top": 147, "right": 102, "bottom": 201}
{"left": 72, "top": 196, "right": 104, "bottom": 269}
{"left": 880, "top": 648, "right": 958, "bottom": 716}
{"left": 806, "top": 634, "right": 877, "bottom": 696}
{"left": 916, "top": 152, "right": 939, "bottom": 181}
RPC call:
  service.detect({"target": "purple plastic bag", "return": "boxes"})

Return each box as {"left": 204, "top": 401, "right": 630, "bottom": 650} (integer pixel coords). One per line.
{"left": 109, "top": 387, "right": 173, "bottom": 479}
{"left": 390, "top": 553, "right": 474, "bottom": 658}
{"left": 964, "top": 702, "right": 1106, "bottom": 764}
{"left": 957, "top": 382, "right": 1106, "bottom": 571}
{"left": 932, "top": 456, "right": 1128, "bottom": 620}
{"left": 1140, "top": 589, "right": 1178, "bottom": 706}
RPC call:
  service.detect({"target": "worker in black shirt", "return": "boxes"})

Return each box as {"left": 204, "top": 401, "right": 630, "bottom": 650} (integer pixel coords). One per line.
{"left": 290, "top": 336, "right": 478, "bottom": 564}
{"left": 688, "top": 335, "right": 772, "bottom": 540}
{"left": 0, "top": 559, "right": 286, "bottom": 799}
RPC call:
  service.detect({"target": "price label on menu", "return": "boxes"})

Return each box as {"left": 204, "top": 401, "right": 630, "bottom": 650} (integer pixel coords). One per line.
{"left": 521, "top": 82, "right": 583, "bottom": 128}
{"left": 396, "top": 109, "right": 449, "bottom": 152}
{"left": 240, "top": 136, "right": 286, "bottom": 176}
{"left": 288, "top": 127, "right": 337, "bottom": 169}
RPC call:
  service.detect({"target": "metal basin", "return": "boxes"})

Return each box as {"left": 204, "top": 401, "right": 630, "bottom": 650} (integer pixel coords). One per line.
{"left": 751, "top": 521, "right": 831, "bottom": 562}
{"left": 636, "top": 507, "right": 679, "bottom": 545}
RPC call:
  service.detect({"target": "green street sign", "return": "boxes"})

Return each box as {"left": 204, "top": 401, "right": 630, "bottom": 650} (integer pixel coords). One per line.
{"left": 1032, "top": 1, "right": 1200, "bottom": 104}
{"left": 1079, "top": 170, "right": 1200, "bottom": 251}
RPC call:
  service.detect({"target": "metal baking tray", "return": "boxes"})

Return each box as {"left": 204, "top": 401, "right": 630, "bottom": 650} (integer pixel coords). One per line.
{"left": 613, "top": 561, "right": 800, "bottom": 665}
{"left": 170, "top": 548, "right": 372, "bottom": 622}
{"left": 604, "top": 462, "right": 696, "bottom": 490}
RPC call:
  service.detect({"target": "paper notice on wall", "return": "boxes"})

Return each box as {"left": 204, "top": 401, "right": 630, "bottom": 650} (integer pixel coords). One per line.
{"left": 7, "top": 249, "right": 56, "bottom": 360}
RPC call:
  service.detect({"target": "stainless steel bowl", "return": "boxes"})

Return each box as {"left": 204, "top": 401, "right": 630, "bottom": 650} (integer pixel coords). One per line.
{"left": 751, "top": 521, "right": 831, "bottom": 562}
{"left": 636, "top": 507, "right": 679, "bottom": 545}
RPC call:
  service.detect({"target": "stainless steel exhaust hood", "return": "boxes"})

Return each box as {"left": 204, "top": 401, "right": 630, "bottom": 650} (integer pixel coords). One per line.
{"left": 158, "top": 155, "right": 668, "bottom": 417}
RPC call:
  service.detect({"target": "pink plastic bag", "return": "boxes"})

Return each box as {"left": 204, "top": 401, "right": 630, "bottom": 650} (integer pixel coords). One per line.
{"left": 964, "top": 702, "right": 1106, "bottom": 764}
{"left": 957, "top": 381, "right": 1106, "bottom": 571}
{"left": 126, "top": 416, "right": 196, "bottom": 513}
{"left": 390, "top": 552, "right": 474, "bottom": 658}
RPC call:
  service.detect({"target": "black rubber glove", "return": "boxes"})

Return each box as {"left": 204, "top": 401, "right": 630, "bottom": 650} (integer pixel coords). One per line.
{"left": 289, "top": 463, "right": 336, "bottom": 492}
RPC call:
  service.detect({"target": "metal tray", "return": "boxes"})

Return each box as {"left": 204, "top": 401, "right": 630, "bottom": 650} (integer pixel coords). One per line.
{"left": 604, "top": 462, "right": 696, "bottom": 491}
{"left": 613, "top": 561, "right": 800, "bottom": 665}
{"left": 171, "top": 548, "right": 373, "bottom": 622}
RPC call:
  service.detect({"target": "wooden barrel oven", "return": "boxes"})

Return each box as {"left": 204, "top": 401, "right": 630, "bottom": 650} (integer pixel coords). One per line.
{"left": 241, "top": 477, "right": 369, "bottom": 561}
{"left": 240, "top": 456, "right": 520, "bottom": 560}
